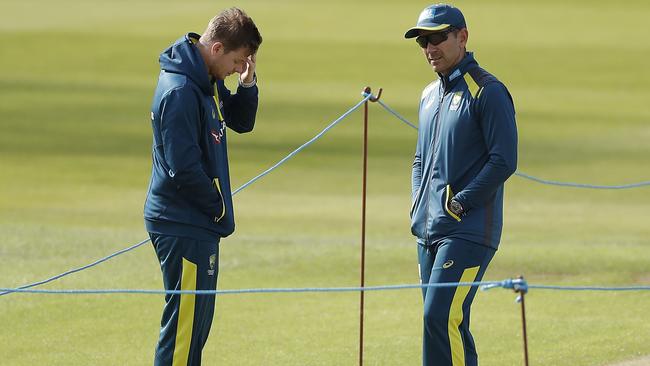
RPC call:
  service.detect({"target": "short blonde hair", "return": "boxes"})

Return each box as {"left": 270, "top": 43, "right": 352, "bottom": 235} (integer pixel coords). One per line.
{"left": 202, "top": 8, "right": 262, "bottom": 53}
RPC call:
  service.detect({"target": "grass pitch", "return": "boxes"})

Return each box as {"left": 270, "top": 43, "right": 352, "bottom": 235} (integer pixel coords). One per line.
{"left": 1, "top": 0, "right": 649, "bottom": 365}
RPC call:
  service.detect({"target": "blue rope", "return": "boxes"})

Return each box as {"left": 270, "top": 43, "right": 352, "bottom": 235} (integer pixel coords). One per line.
{"left": 5, "top": 92, "right": 649, "bottom": 298}
{"left": 0, "top": 238, "right": 151, "bottom": 297}
{"left": 481, "top": 277, "right": 528, "bottom": 294}
{"left": 512, "top": 172, "right": 650, "bottom": 189}
{"left": 376, "top": 99, "right": 650, "bottom": 189}
{"left": 233, "top": 94, "right": 372, "bottom": 195}
{"left": 528, "top": 284, "right": 650, "bottom": 291}
{"left": 3, "top": 278, "right": 649, "bottom": 295}
{"left": 1, "top": 95, "right": 372, "bottom": 298}
{"left": 376, "top": 99, "right": 418, "bottom": 130}
{"left": 0, "top": 280, "right": 507, "bottom": 295}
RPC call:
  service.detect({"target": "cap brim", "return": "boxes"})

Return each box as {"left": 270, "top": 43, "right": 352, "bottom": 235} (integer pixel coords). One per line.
{"left": 404, "top": 24, "right": 451, "bottom": 39}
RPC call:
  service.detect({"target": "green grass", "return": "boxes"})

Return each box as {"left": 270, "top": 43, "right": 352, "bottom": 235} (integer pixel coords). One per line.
{"left": 1, "top": 0, "right": 649, "bottom": 365}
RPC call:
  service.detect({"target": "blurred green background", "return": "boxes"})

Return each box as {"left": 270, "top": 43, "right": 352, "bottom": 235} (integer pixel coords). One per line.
{"left": 1, "top": 0, "right": 649, "bottom": 365}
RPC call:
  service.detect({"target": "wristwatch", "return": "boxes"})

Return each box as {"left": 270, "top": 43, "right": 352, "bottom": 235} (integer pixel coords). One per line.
{"left": 449, "top": 199, "right": 465, "bottom": 217}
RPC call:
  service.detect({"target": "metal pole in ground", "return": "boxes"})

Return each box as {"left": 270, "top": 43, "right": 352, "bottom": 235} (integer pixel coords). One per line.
{"left": 520, "top": 291, "right": 529, "bottom": 366}
{"left": 514, "top": 276, "right": 530, "bottom": 366}
{"left": 358, "top": 87, "right": 382, "bottom": 366}
{"left": 358, "top": 87, "right": 369, "bottom": 366}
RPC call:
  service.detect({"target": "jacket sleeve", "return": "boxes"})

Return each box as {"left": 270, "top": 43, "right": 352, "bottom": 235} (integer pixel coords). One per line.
{"left": 454, "top": 82, "right": 518, "bottom": 210}
{"left": 412, "top": 95, "right": 429, "bottom": 203}
{"left": 217, "top": 80, "right": 258, "bottom": 133}
{"left": 159, "top": 87, "right": 224, "bottom": 220}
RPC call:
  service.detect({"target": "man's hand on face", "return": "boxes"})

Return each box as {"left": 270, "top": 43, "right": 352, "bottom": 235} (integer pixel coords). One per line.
{"left": 240, "top": 53, "right": 256, "bottom": 84}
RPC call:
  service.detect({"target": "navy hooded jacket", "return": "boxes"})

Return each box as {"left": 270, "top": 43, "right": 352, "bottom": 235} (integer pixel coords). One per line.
{"left": 144, "top": 33, "right": 258, "bottom": 241}
{"left": 411, "top": 53, "right": 517, "bottom": 249}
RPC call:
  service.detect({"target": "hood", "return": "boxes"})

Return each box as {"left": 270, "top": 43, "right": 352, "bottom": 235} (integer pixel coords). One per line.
{"left": 159, "top": 32, "right": 213, "bottom": 96}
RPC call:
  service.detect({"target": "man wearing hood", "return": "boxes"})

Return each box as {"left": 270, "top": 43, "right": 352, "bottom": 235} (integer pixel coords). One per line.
{"left": 144, "top": 7, "right": 262, "bottom": 366}
{"left": 405, "top": 4, "right": 517, "bottom": 366}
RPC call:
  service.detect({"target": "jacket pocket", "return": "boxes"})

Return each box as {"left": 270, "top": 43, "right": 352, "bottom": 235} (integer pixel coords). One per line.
{"left": 212, "top": 178, "right": 226, "bottom": 222}
{"left": 443, "top": 184, "right": 462, "bottom": 222}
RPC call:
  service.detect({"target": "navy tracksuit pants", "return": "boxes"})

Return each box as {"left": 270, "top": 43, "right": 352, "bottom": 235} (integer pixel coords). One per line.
{"left": 418, "top": 238, "right": 495, "bottom": 366}
{"left": 150, "top": 233, "right": 220, "bottom": 366}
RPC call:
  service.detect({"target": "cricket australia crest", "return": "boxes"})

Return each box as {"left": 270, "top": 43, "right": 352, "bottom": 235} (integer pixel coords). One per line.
{"left": 208, "top": 254, "right": 216, "bottom": 276}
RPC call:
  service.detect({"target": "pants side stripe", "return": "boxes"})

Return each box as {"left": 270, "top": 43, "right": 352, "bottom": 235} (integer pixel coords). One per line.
{"left": 448, "top": 266, "right": 480, "bottom": 366}
{"left": 172, "top": 258, "right": 197, "bottom": 366}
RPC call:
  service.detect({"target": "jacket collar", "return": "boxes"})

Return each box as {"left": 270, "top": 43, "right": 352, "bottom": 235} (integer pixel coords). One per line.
{"left": 437, "top": 52, "right": 478, "bottom": 92}
{"left": 186, "top": 33, "right": 216, "bottom": 96}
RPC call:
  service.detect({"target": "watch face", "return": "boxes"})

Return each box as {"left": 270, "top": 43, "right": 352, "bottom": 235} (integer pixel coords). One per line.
{"left": 451, "top": 200, "right": 462, "bottom": 214}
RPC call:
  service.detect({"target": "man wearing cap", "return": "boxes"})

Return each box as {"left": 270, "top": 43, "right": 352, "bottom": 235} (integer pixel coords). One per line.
{"left": 405, "top": 4, "right": 518, "bottom": 366}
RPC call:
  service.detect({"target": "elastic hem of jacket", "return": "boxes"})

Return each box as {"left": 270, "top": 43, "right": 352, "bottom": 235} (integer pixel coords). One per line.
{"left": 145, "top": 218, "right": 222, "bottom": 242}
{"left": 416, "top": 235, "right": 498, "bottom": 250}
{"left": 236, "top": 83, "right": 258, "bottom": 96}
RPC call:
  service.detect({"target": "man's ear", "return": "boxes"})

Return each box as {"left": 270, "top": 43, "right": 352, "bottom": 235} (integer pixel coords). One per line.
{"left": 458, "top": 28, "right": 469, "bottom": 47}
{"left": 211, "top": 41, "right": 224, "bottom": 56}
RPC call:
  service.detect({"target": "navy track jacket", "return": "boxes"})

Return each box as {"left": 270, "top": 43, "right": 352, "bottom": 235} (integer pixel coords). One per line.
{"left": 411, "top": 53, "right": 517, "bottom": 249}
{"left": 144, "top": 33, "right": 258, "bottom": 241}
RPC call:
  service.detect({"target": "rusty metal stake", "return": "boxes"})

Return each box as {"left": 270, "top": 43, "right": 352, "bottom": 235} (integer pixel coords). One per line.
{"left": 358, "top": 87, "right": 382, "bottom": 366}
{"left": 514, "top": 276, "right": 530, "bottom": 366}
